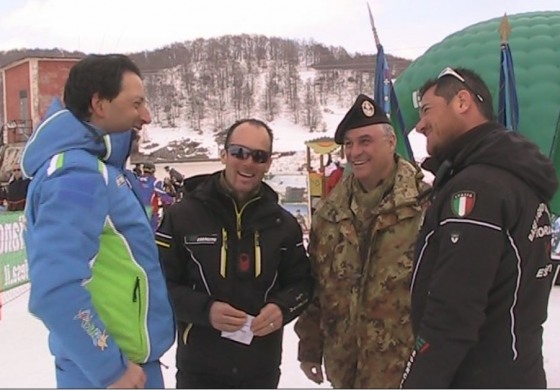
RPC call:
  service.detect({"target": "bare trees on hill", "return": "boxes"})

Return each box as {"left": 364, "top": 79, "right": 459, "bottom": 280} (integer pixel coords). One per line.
{"left": 135, "top": 35, "right": 410, "bottom": 136}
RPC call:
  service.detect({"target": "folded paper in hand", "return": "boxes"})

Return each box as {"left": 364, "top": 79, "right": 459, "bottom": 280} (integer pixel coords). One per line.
{"left": 221, "top": 314, "right": 254, "bottom": 345}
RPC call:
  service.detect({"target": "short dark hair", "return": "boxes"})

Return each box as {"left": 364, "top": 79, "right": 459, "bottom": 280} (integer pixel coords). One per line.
{"left": 418, "top": 67, "right": 494, "bottom": 121}
{"left": 224, "top": 119, "right": 274, "bottom": 151}
{"left": 63, "top": 54, "right": 142, "bottom": 121}
{"left": 143, "top": 162, "right": 155, "bottom": 173}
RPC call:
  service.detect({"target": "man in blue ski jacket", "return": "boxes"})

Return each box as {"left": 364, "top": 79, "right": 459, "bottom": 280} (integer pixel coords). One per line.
{"left": 21, "top": 54, "right": 175, "bottom": 388}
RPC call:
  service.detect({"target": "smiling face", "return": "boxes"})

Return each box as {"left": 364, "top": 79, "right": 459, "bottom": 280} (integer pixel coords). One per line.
{"left": 416, "top": 85, "right": 463, "bottom": 157}
{"left": 90, "top": 71, "right": 151, "bottom": 133}
{"left": 343, "top": 123, "right": 396, "bottom": 191}
{"left": 220, "top": 122, "right": 272, "bottom": 201}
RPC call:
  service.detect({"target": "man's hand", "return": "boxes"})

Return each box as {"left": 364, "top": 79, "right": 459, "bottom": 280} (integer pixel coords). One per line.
{"left": 209, "top": 301, "right": 248, "bottom": 332}
{"left": 108, "top": 362, "right": 146, "bottom": 388}
{"left": 251, "top": 303, "right": 283, "bottom": 336}
{"left": 300, "top": 361, "right": 324, "bottom": 384}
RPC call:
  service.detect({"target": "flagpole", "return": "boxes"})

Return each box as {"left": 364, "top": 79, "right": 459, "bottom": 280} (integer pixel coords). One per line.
{"left": 500, "top": 15, "right": 511, "bottom": 129}
{"left": 367, "top": 2, "right": 381, "bottom": 47}
{"left": 499, "top": 13, "right": 511, "bottom": 44}
{"left": 367, "top": 2, "right": 415, "bottom": 161}
{"left": 497, "top": 13, "right": 519, "bottom": 132}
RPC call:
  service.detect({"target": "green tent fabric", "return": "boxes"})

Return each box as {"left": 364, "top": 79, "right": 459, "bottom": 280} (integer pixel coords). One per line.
{"left": 394, "top": 11, "right": 560, "bottom": 213}
{"left": 549, "top": 112, "right": 560, "bottom": 213}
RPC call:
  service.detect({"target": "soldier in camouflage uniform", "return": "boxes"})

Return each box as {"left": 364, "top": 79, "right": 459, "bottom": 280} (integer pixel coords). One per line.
{"left": 295, "top": 94, "right": 430, "bottom": 388}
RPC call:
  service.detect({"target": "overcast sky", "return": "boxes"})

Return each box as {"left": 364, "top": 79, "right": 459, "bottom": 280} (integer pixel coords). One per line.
{"left": 0, "top": 0, "right": 558, "bottom": 59}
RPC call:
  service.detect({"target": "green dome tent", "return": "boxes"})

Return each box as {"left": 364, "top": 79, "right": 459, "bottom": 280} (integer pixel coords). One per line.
{"left": 393, "top": 11, "right": 560, "bottom": 212}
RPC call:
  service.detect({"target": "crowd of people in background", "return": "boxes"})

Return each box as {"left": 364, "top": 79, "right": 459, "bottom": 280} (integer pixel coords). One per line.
{"left": 133, "top": 162, "right": 185, "bottom": 231}
{"left": 0, "top": 160, "right": 182, "bottom": 219}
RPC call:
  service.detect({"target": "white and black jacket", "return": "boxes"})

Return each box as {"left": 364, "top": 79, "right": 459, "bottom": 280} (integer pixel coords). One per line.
{"left": 401, "top": 122, "right": 558, "bottom": 388}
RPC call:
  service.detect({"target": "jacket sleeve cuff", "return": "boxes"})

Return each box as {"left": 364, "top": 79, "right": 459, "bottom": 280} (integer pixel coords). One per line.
{"left": 294, "top": 306, "right": 323, "bottom": 364}
{"left": 297, "top": 343, "right": 323, "bottom": 363}
{"left": 96, "top": 356, "right": 129, "bottom": 388}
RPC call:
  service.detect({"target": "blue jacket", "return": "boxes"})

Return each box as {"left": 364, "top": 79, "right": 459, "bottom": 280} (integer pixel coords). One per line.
{"left": 21, "top": 106, "right": 175, "bottom": 388}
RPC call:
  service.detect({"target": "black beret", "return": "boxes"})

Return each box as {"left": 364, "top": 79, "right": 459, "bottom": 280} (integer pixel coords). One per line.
{"left": 334, "top": 94, "right": 391, "bottom": 144}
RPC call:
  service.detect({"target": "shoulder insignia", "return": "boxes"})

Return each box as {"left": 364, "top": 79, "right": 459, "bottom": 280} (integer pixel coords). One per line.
{"left": 47, "top": 153, "right": 65, "bottom": 177}
{"left": 451, "top": 191, "right": 476, "bottom": 217}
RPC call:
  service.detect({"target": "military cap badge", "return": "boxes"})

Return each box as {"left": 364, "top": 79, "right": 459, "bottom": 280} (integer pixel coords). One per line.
{"left": 362, "top": 100, "right": 375, "bottom": 117}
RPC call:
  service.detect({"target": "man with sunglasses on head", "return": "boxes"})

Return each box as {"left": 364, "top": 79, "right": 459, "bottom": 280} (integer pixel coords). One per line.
{"left": 156, "top": 118, "right": 313, "bottom": 388}
{"left": 400, "top": 67, "right": 558, "bottom": 388}
{"left": 295, "top": 94, "right": 430, "bottom": 388}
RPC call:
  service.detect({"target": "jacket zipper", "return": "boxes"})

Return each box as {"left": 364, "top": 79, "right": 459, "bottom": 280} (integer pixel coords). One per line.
{"left": 131, "top": 276, "right": 145, "bottom": 352}
{"left": 231, "top": 197, "right": 261, "bottom": 239}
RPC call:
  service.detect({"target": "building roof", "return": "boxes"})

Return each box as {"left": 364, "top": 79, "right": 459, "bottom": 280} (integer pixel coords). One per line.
{"left": 0, "top": 55, "right": 83, "bottom": 71}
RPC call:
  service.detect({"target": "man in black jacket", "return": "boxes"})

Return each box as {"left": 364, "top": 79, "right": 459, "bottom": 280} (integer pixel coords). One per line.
{"left": 7, "top": 163, "right": 30, "bottom": 211}
{"left": 156, "top": 118, "right": 313, "bottom": 389}
{"left": 400, "top": 67, "right": 558, "bottom": 388}
{"left": 164, "top": 165, "right": 185, "bottom": 195}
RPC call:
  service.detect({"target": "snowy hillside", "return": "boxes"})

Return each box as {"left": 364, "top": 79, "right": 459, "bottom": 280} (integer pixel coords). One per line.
{"left": 140, "top": 116, "right": 429, "bottom": 176}
{"left": 133, "top": 35, "right": 412, "bottom": 162}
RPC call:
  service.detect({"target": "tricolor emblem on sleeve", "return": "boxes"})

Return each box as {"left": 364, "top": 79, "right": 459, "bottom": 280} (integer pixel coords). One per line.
{"left": 451, "top": 191, "right": 476, "bottom": 217}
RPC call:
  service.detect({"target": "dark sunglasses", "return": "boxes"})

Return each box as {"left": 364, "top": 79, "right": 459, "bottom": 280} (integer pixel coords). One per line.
{"left": 13, "top": 168, "right": 21, "bottom": 172}
{"left": 437, "top": 67, "right": 484, "bottom": 103}
{"left": 226, "top": 144, "right": 270, "bottom": 164}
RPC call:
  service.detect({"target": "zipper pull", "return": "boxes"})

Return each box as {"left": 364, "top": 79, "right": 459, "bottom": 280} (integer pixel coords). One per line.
{"left": 220, "top": 228, "right": 228, "bottom": 277}
{"left": 132, "top": 276, "right": 140, "bottom": 302}
{"left": 255, "top": 230, "right": 261, "bottom": 277}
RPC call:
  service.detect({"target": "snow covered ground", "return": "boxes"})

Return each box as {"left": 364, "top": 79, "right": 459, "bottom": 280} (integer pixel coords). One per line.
{"left": 139, "top": 102, "right": 350, "bottom": 160}
{"left": 1, "top": 286, "right": 560, "bottom": 387}
{"left": 3, "top": 122, "right": 556, "bottom": 388}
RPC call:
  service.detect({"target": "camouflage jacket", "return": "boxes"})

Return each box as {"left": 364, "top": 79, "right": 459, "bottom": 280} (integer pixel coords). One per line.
{"left": 295, "top": 157, "right": 430, "bottom": 388}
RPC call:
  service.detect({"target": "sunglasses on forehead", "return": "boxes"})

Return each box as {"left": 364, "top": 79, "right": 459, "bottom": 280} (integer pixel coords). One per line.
{"left": 437, "top": 67, "right": 484, "bottom": 103}
{"left": 226, "top": 144, "right": 271, "bottom": 164}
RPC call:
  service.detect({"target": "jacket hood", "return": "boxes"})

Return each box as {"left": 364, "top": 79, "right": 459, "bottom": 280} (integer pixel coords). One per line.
{"left": 21, "top": 101, "right": 134, "bottom": 179}
{"left": 183, "top": 173, "right": 213, "bottom": 193}
{"left": 423, "top": 122, "right": 558, "bottom": 203}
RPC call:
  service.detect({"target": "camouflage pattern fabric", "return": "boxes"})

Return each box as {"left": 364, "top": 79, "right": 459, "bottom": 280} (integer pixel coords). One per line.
{"left": 295, "top": 156, "right": 430, "bottom": 388}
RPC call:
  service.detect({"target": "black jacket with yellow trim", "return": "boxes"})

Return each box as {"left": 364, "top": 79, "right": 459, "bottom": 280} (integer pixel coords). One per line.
{"left": 156, "top": 171, "right": 313, "bottom": 377}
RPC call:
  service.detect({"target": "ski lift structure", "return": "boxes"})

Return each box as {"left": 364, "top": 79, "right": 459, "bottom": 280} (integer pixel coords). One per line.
{"left": 304, "top": 136, "right": 344, "bottom": 214}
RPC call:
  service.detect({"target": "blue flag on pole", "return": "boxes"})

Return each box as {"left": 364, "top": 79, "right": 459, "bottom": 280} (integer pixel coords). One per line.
{"left": 498, "top": 16, "right": 519, "bottom": 132}
{"left": 498, "top": 42, "right": 519, "bottom": 131}
{"left": 369, "top": 4, "right": 414, "bottom": 161}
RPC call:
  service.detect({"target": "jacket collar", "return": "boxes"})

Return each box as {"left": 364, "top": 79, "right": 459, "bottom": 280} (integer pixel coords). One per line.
{"left": 318, "top": 156, "right": 425, "bottom": 224}
{"left": 421, "top": 121, "right": 498, "bottom": 176}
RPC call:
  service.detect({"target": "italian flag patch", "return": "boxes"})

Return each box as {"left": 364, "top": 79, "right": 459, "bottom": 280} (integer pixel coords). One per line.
{"left": 451, "top": 191, "right": 476, "bottom": 217}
